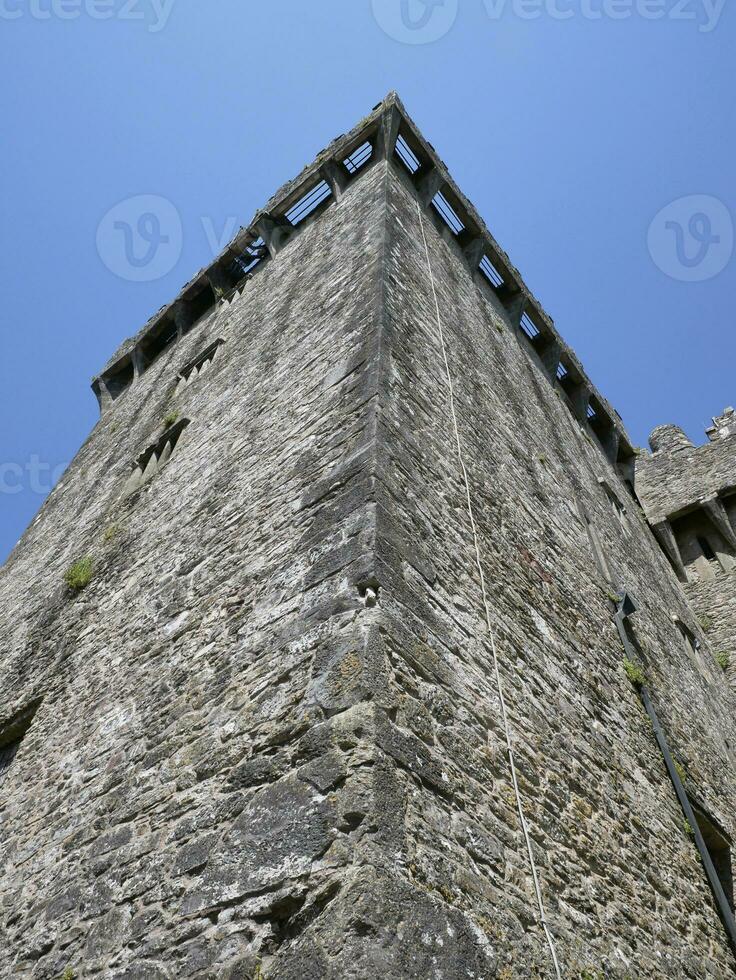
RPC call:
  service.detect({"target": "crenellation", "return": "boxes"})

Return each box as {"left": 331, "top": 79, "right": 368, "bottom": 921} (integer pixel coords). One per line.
{"left": 90, "top": 94, "right": 634, "bottom": 473}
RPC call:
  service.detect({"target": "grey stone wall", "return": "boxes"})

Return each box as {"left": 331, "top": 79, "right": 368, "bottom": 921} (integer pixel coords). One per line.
{"left": 373, "top": 160, "right": 736, "bottom": 979}
{"left": 637, "top": 424, "right": 736, "bottom": 686}
{"left": 638, "top": 430, "right": 736, "bottom": 525}
{"left": 2, "top": 100, "right": 736, "bottom": 979}
{"left": 685, "top": 574, "right": 736, "bottom": 681}
{"left": 0, "top": 158, "right": 400, "bottom": 979}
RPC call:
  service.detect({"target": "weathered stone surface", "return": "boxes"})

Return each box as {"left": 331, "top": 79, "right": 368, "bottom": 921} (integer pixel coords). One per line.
{"left": 2, "top": 94, "right": 736, "bottom": 979}
{"left": 638, "top": 412, "right": 736, "bottom": 690}
{"left": 182, "top": 777, "right": 334, "bottom": 914}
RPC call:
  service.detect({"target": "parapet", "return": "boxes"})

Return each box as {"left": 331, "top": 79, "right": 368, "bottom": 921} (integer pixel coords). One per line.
{"left": 91, "top": 91, "right": 636, "bottom": 474}
{"left": 638, "top": 407, "right": 736, "bottom": 542}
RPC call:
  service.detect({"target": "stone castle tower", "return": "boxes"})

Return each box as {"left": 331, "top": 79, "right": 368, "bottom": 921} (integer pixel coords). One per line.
{"left": 2, "top": 93, "right": 736, "bottom": 979}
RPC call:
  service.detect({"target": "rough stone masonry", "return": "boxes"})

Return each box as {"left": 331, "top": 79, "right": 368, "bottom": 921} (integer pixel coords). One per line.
{"left": 2, "top": 92, "right": 736, "bottom": 979}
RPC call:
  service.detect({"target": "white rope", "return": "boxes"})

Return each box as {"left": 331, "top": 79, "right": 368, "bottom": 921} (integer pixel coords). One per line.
{"left": 416, "top": 202, "right": 563, "bottom": 980}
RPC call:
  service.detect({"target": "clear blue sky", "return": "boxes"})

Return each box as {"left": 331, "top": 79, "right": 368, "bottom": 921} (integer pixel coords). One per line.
{"left": 1, "top": 0, "right": 734, "bottom": 564}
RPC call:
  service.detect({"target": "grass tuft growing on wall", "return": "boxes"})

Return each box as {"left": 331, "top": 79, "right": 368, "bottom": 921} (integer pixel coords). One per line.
{"left": 622, "top": 657, "right": 646, "bottom": 687}
{"left": 64, "top": 558, "right": 94, "bottom": 592}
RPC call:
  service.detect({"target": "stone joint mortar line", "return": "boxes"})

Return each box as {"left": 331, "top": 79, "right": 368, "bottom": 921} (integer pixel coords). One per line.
{"left": 415, "top": 200, "right": 564, "bottom": 980}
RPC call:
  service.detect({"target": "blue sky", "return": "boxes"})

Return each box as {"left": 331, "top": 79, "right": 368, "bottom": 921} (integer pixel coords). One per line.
{"left": 1, "top": 0, "right": 734, "bottom": 563}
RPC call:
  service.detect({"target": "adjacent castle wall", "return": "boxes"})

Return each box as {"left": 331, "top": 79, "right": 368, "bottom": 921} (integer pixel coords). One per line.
{"left": 637, "top": 421, "right": 736, "bottom": 687}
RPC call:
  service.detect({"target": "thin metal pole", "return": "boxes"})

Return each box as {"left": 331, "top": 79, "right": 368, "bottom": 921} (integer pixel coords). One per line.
{"left": 639, "top": 685, "right": 736, "bottom": 957}
{"left": 613, "top": 610, "right": 736, "bottom": 959}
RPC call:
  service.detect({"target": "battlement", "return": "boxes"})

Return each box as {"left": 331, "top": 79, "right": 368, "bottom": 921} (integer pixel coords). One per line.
{"left": 637, "top": 410, "right": 736, "bottom": 583}
{"left": 92, "top": 92, "right": 635, "bottom": 472}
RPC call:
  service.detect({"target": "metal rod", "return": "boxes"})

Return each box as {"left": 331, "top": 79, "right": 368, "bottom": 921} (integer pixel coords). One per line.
{"left": 640, "top": 686, "right": 736, "bottom": 956}
{"left": 613, "top": 609, "right": 736, "bottom": 958}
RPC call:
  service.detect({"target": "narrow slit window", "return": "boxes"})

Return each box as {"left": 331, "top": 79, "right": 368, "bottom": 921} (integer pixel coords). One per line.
{"left": 431, "top": 192, "right": 464, "bottom": 235}
{"left": 698, "top": 536, "right": 717, "bottom": 562}
{"left": 587, "top": 404, "right": 598, "bottom": 421}
{"left": 285, "top": 181, "right": 333, "bottom": 227}
{"left": 479, "top": 255, "right": 504, "bottom": 288}
{"left": 176, "top": 340, "right": 224, "bottom": 392}
{"left": 520, "top": 313, "right": 540, "bottom": 341}
{"left": 395, "top": 134, "right": 421, "bottom": 174}
{"left": 124, "top": 419, "right": 191, "bottom": 497}
{"left": 343, "top": 140, "right": 373, "bottom": 175}
{"left": 556, "top": 362, "right": 568, "bottom": 381}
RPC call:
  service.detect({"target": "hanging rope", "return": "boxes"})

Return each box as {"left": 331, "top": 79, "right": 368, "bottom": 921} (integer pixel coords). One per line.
{"left": 416, "top": 201, "right": 563, "bottom": 979}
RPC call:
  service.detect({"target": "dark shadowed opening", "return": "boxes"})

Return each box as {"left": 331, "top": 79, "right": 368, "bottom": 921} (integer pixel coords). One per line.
{"left": 187, "top": 284, "right": 217, "bottom": 328}
{"left": 105, "top": 359, "right": 135, "bottom": 400}
{"left": 140, "top": 317, "right": 178, "bottom": 367}
{"left": 698, "top": 536, "right": 717, "bottom": 562}
{"left": 692, "top": 803, "right": 734, "bottom": 912}
{"left": 0, "top": 701, "right": 40, "bottom": 788}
